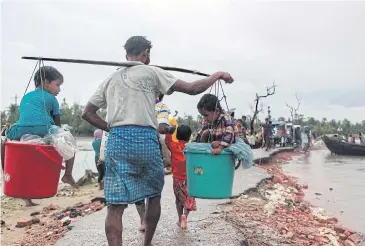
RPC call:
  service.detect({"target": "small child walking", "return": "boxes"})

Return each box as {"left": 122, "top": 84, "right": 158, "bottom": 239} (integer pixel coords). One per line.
{"left": 165, "top": 125, "right": 196, "bottom": 230}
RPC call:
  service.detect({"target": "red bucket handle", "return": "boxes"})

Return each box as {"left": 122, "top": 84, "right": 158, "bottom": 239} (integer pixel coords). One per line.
{"left": 36, "top": 146, "right": 65, "bottom": 170}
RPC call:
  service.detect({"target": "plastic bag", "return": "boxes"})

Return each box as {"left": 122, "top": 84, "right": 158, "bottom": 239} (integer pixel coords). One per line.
{"left": 185, "top": 138, "right": 253, "bottom": 169}
{"left": 48, "top": 126, "right": 78, "bottom": 160}
{"left": 20, "top": 134, "right": 46, "bottom": 144}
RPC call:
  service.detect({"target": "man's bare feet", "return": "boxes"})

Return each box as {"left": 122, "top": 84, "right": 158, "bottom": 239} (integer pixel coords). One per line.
{"left": 23, "top": 199, "right": 39, "bottom": 207}
{"left": 180, "top": 214, "right": 187, "bottom": 230}
{"left": 99, "top": 182, "right": 104, "bottom": 190}
{"left": 139, "top": 221, "right": 146, "bottom": 232}
{"left": 61, "top": 175, "right": 78, "bottom": 188}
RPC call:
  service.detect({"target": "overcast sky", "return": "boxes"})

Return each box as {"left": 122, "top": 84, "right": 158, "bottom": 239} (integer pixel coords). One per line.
{"left": 1, "top": 0, "right": 365, "bottom": 123}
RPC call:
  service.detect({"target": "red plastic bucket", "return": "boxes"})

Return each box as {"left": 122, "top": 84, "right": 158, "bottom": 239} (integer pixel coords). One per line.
{"left": 3, "top": 142, "right": 65, "bottom": 199}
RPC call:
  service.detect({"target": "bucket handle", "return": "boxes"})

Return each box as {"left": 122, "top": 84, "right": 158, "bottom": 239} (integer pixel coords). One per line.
{"left": 36, "top": 146, "right": 65, "bottom": 170}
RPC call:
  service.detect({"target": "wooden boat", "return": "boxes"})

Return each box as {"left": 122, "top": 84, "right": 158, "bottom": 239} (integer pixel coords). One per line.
{"left": 322, "top": 135, "right": 365, "bottom": 156}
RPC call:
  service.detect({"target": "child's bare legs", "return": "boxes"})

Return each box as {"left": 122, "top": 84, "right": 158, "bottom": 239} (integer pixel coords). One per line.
{"left": 176, "top": 202, "right": 184, "bottom": 227}
{"left": 135, "top": 200, "right": 146, "bottom": 232}
{"left": 61, "top": 156, "right": 77, "bottom": 188}
{"left": 180, "top": 209, "right": 190, "bottom": 230}
{"left": 176, "top": 203, "right": 190, "bottom": 230}
{"left": 22, "top": 199, "right": 38, "bottom": 206}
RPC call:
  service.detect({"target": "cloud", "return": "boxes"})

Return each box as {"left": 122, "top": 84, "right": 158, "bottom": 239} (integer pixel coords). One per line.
{"left": 1, "top": 1, "right": 365, "bottom": 123}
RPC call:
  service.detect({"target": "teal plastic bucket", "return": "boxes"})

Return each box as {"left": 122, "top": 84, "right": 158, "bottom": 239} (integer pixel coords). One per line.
{"left": 185, "top": 149, "right": 235, "bottom": 199}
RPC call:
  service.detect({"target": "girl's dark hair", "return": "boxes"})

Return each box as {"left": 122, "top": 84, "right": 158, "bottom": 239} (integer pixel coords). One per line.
{"left": 34, "top": 66, "right": 63, "bottom": 88}
{"left": 176, "top": 125, "right": 192, "bottom": 142}
{"left": 124, "top": 36, "right": 153, "bottom": 56}
{"left": 197, "top": 94, "right": 222, "bottom": 112}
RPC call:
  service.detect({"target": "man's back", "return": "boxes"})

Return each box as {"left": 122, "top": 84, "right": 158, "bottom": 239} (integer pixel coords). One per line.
{"left": 89, "top": 62, "right": 177, "bottom": 129}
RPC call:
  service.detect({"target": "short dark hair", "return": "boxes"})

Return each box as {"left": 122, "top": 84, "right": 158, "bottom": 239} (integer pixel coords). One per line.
{"left": 176, "top": 125, "right": 192, "bottom": 142}
{"left": 34, "top": 66, "right": 63, "bottom": 88}
{"left": 124, "top": 36, "right": 153, "bottom": 56}
{"left": 197, "top": 94, "right": 222, "bottom": 112}
{"left": 237, "top": 119, "right": 243, "bottom": 123}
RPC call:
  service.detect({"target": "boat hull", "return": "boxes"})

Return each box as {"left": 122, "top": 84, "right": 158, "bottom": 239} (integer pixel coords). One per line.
{"left": 322, "top": 135, "right": 365, "bottom": 156}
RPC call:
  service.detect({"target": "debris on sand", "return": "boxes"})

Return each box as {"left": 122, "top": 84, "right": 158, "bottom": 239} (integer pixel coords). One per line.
{"left": 2, "top": 198, "right": 106, "bottom": 246}
{"left": 226, "top": 152, "right": 364, "bottom": 246}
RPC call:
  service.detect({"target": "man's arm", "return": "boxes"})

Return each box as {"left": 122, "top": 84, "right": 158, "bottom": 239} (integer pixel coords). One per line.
{"left": 82, "top": 102, "right": 109, "bottom": 132}
{"left": 168, "top": 72, "right": 233, "bottom": 95}
{"left": 158, "top": 124, "right": 175, "bottom": 135}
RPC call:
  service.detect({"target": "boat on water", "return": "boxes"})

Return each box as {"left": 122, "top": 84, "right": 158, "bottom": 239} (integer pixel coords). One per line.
{"left": 322, "top": 135, "right": 365, "bottom": 156}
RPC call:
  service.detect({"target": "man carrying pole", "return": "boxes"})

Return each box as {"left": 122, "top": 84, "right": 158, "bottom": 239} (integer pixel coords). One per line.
{"left": 82, "top": 36, "right": 234, "bottom": 246}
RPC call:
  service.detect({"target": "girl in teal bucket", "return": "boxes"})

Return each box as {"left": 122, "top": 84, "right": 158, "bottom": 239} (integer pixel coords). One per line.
{"left": 1, "top": 66, "right": 77, "bottom": 206}
{"left": 195, "top": 94, "right": 239, "bottom": 154}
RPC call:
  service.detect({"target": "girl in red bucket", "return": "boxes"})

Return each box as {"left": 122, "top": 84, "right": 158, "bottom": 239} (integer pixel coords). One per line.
{"left": 195, "top": 94, "right": 238, "bottom": 154}
{"left": 165, "top": 125, "right": 196, "bottom": 230}
{"left": 1, "top": 66, "right": 77, "bottom": 206}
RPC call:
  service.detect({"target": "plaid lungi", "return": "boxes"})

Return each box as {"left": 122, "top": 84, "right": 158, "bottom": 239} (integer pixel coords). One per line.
{"left": 104, "top": 126, "right": 164, "bottom": 205}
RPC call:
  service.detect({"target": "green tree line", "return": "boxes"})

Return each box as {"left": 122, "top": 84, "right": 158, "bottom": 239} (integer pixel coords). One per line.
{"left": 1, "top": 100, "right": 364, "bottom": 137}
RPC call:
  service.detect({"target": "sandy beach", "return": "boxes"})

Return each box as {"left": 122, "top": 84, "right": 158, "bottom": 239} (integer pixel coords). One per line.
{"left": 1, "top": 183, "right": 104, "bottom": 246}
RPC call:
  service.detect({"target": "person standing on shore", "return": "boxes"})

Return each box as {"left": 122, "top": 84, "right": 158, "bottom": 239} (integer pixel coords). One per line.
{"left": 241, "top": 115, "right": 249, "bottom": 132}
{"left": 92, "top": 129, "right": 105, "bottom": 190}
{"left": 81, "top": 36, "right": 234, "bottom": 246}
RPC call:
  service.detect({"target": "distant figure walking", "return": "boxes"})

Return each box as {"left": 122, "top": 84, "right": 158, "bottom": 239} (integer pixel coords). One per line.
{"left": 92, "top": 129, "right": 105, "bottom": 190}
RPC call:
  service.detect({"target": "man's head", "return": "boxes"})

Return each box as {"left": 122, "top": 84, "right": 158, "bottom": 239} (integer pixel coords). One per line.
{"left": 265, "top": 118, "right": 269, "bottom": 123}
{"left": 124, "top": 36, "right": 152, "bottom": 65}
{"left": 242, "top": 115, "right": 246, "bottom": 121}
{"left": 176, "top": 125, "right": 192, "bottom": 142}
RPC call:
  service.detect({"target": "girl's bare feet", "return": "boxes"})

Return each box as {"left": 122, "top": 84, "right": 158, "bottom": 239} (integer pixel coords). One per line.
{"left": 23, "top": 199, "right": 39, "bottom": 207}
{"left": 61, "top": 175, "right": 78, "bottom": 188}
{"left": 180, "top": 214, "right": 187, "bottom": 230}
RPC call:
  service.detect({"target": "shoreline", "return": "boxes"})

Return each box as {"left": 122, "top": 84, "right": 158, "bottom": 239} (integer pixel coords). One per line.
{"left": 1, "top": 147, "right": 363, "bottom": 245}
{"left": 225, "top": 150, "right": 364, "bottom": 246}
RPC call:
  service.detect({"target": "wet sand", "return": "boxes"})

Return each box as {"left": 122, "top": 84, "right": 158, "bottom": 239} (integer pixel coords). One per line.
{"left": 281, "top": 149, "right": 365, "bottom": 233}
{"left": 226, "top": 151, "right": 365, "bottom": 246}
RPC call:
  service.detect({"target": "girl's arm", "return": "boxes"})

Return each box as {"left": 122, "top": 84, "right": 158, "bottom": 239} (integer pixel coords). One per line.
{"left": 53, "top": 115, "right": 61, "bottom": 127}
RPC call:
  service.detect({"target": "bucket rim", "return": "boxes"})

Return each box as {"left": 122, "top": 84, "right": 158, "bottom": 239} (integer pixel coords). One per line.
{"left": 184, "top": 149, "right": 232, "bottom": 155}
{"left": 5, "top": 141, "right": 54, "bottom": 148}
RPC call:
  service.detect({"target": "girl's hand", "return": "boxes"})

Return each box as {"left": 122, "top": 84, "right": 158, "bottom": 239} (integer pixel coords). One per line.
{"left": 212, "top": 148, "right": 222, "bottom": 155}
